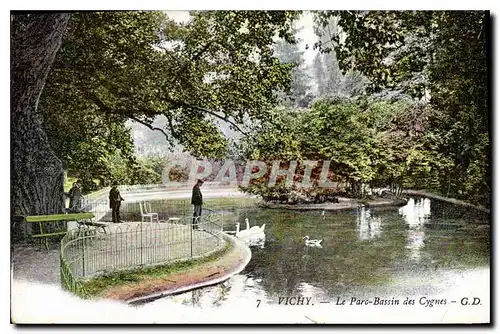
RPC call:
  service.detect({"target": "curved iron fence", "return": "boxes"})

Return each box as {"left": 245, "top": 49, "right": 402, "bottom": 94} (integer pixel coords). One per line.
{"left": 60, "top": 212, "right": 224, "bottom": 298}
{"left": 80, "top": 198, "right": 200, "bottom": 223}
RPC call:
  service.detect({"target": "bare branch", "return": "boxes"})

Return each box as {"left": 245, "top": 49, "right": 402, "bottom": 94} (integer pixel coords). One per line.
{"left": 191, "top": 40, "right": 214, "bottom": 62}
{"left": 156, "top": 44, "right": 182, "bottom": 64}
{"left": 187, "top": 105, "right": 249, "bottom": 135}
{"left": 169, "top": 99, "right": 249, "bottom": 136}
{"left": 127, "top": 114, "right": 171, "bottom": 140}
{"left": 83, "top": 90, "right": 171, "bottom": 140}
{"left": 166, "top": 115, "right": 179, "bottom": 138}
{"left": 84, "top": 88, "right": 249, "bottom": 138}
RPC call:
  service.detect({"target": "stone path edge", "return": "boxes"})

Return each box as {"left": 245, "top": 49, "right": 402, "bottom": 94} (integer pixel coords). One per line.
{"left": 125, "top": 233, "right": 252, "bottom": 305}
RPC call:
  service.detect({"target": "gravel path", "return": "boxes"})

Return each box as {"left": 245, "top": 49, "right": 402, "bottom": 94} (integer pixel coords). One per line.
{"left": 122, "top": 187, "right": 246, "bottom": 201}
{"left": 11, "top": 244, "right": 61, "bottom": 285}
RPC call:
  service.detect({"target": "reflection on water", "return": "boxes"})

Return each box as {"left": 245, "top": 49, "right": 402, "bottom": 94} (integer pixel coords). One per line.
{"left": 406, "top": 228, "right": 426, "bottom": 261}
{"left": 160, "top": 274, "right": 268, "bottom": 308}
{"left": 399, "top": 198, "right": 431, "bottom": 261}
{"left": 149, "top": 197, "right": 489, "bottom": 309}
{"left": 296, "top": 282, "right": 329, "bottom": 301}
{"left": 399, "top": 198, "right": 431, "bottom": 227}
{"left": 356, "top": 206, "right": 382, "bottom": 240}
{"left": 243, "top": 236, "right": 266, "bottom": 248}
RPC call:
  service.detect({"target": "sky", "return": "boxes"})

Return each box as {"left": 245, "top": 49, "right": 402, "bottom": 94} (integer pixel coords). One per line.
{"left": 165, "top": 10, "right": 319, "bottom": 66}
{"left": 295, "top": 12, "right": 318, "bottom": 67}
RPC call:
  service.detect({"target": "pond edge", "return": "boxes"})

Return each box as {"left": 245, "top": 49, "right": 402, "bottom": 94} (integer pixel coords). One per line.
{"left": 257, "top": 197, "right": 408, "bottom": 211}
{"left": 403, "top": 189, "right": 490, "bottom": 214}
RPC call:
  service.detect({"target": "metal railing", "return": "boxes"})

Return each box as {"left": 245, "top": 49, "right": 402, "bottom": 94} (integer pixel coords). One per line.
{"left": 81, "top": 198, "right": 197, "bottom": 223}
{"left": 60, "top": 211, "right": 224, "bottom": 298}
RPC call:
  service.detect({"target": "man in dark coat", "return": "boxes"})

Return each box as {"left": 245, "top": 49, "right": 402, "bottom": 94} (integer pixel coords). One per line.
{"left": 67, "top": 182, "right": 82, "bottom": 213}
{"left": 109, "top": 184, "right": 125, "bottom": 224}
{"left": 191, "top": 179, "right": 204, "bottom": 229}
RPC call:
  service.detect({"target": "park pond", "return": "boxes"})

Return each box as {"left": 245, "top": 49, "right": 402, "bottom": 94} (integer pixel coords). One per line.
{"left": 140, "top": 196, "right": 490, "bottom": 308}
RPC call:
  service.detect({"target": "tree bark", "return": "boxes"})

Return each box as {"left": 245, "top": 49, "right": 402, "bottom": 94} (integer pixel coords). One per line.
{"left": 11, "top": 13, "right": 71, "bottom": 220}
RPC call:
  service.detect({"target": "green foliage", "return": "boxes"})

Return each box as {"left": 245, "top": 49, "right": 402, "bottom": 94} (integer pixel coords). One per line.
{"left": 40, "top": 11, "right": 301, "bottom": 191}
{"left": 241, "top": 107, "right": 304, "bottom": 161}
{"left": 240, "top": 97, "right": 447, "bottom": 201}
{"left": 311, "top": 16, "right": 367, "bottom": 98}
{"left": 313, "top": 10, "right": 489, "bottom": 206}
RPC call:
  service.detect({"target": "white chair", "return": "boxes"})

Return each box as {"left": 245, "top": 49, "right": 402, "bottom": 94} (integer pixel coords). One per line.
{"left": 139, "top": 202, "right": 158, "bottom": 223}
{"left": 145, "top": 202, "right": 160, "bottom": 223}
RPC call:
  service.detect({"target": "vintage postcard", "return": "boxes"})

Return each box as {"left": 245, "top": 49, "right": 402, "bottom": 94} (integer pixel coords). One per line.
{"left": 10, "top": 8, "right": 491, "bottom": 325}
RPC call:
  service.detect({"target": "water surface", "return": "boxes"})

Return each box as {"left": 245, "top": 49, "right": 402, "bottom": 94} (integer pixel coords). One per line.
{"left": 145, "top": 197, "right": 490, "bottom": 308}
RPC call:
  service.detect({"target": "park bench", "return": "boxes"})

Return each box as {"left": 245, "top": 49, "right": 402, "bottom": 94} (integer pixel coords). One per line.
{"left": 23, "top": 212, "right": 105, "bottom": 250}
{"left": 75, "top": 216, "right": 108, "bottom": 235}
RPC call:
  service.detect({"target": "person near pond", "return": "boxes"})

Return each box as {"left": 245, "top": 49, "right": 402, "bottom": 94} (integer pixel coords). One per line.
{"left": 191, "top": 179, "right": 204, "bottom": 229}
{"left": 109, "top": 184, "right": 125, "bottom": 224}
{"left": 66, "top": 182, "right": 82, "bottom": 213}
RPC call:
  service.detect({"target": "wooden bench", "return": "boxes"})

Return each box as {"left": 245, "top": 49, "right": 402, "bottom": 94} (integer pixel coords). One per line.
{"left": 24, "top": 213, "right": 96, "bottom": 250}
{"left": 76, "top": 220, "right": 108, "bottom": 235}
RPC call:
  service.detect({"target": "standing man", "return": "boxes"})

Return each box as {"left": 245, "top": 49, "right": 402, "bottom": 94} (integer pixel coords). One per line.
{"left": 109, "top": 184, "right": 125, "bottom": 224}
{"left": 191, "top": 179, "right": 204, "bottom": 229}
{"left": 67, "top": 182, "right": 82, "bottom": 213}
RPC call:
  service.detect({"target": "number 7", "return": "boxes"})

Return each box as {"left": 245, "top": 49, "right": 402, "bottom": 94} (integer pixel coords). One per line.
{"left": 256, "top": 299, "right": 261, "bottom": 308}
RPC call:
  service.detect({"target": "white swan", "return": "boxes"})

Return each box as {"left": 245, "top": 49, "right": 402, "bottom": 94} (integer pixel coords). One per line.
{"left": 235, "top": 222, "right": 253, "bottom": 239}
{"left": 303, "top": 235, "right": 323, "bottom": 248}
{"left": 245, "top": 218, "right": 266, "bottom": 233}
{"left": 236, "top": 222, "right": 265, "bottom": 238}
{"left": 236, "top": 222, "right": 266, "bottom": 248}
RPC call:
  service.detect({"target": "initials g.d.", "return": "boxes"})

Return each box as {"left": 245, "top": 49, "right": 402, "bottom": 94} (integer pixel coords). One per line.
{"left": 460, "top": 297, "right": 481, "bottom": 306}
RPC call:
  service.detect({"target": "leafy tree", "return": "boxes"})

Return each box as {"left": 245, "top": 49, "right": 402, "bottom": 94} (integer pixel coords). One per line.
{"left": 241, "top": 107, "right": 303, "bottom": 161}
{"left": 311, "top": 15, "right": 366, "bottom": 98}
{"left": 240, "top": 96, "right": 445, "bottom": 201}
{"left": 314, "top": 10, "right": 489, "bottom": 206}
{"left": 21, "top": 11, "right": 300, "bottom": 210}
{"left": 46, "top": 11, "right": 299, "bottom": 157}
{"left": 312, "top": 54, "right": 326, "bottom": 96}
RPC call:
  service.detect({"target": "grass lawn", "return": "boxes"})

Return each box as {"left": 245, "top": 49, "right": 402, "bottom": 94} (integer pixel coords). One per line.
{"left": 81, "top": 241, "right": 232, "bottom": 298}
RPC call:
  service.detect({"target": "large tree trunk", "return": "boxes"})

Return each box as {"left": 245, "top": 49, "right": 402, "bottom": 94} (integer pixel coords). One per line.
{"left": 11, "top": 13, "right": 71, "bottom": 223}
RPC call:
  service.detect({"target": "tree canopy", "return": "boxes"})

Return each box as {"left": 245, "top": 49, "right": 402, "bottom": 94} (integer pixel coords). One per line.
{"left": 238, "top": 96, "right": 445, "bottom": 202}
{"left": 40, "top": 10, "right": 301, "bottom": 191}
{"left": 313, "top": 10, "right": 489, "bottom": 206}
{"left": 273, "top": 27, "right": 312, "bottom": 108}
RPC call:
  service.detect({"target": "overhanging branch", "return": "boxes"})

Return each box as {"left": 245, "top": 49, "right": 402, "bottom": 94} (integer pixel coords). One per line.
{"left": 83, "top": 90, "right": 171, "bottom": 141}
{"left": 84, "top": 89, "right": 249, "bottom": 138}
{"left": 127, "top": 115, "right": 171, "bottom": 140}
{"left": 170, "top": 99, "right": 249, "bottom": 136}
